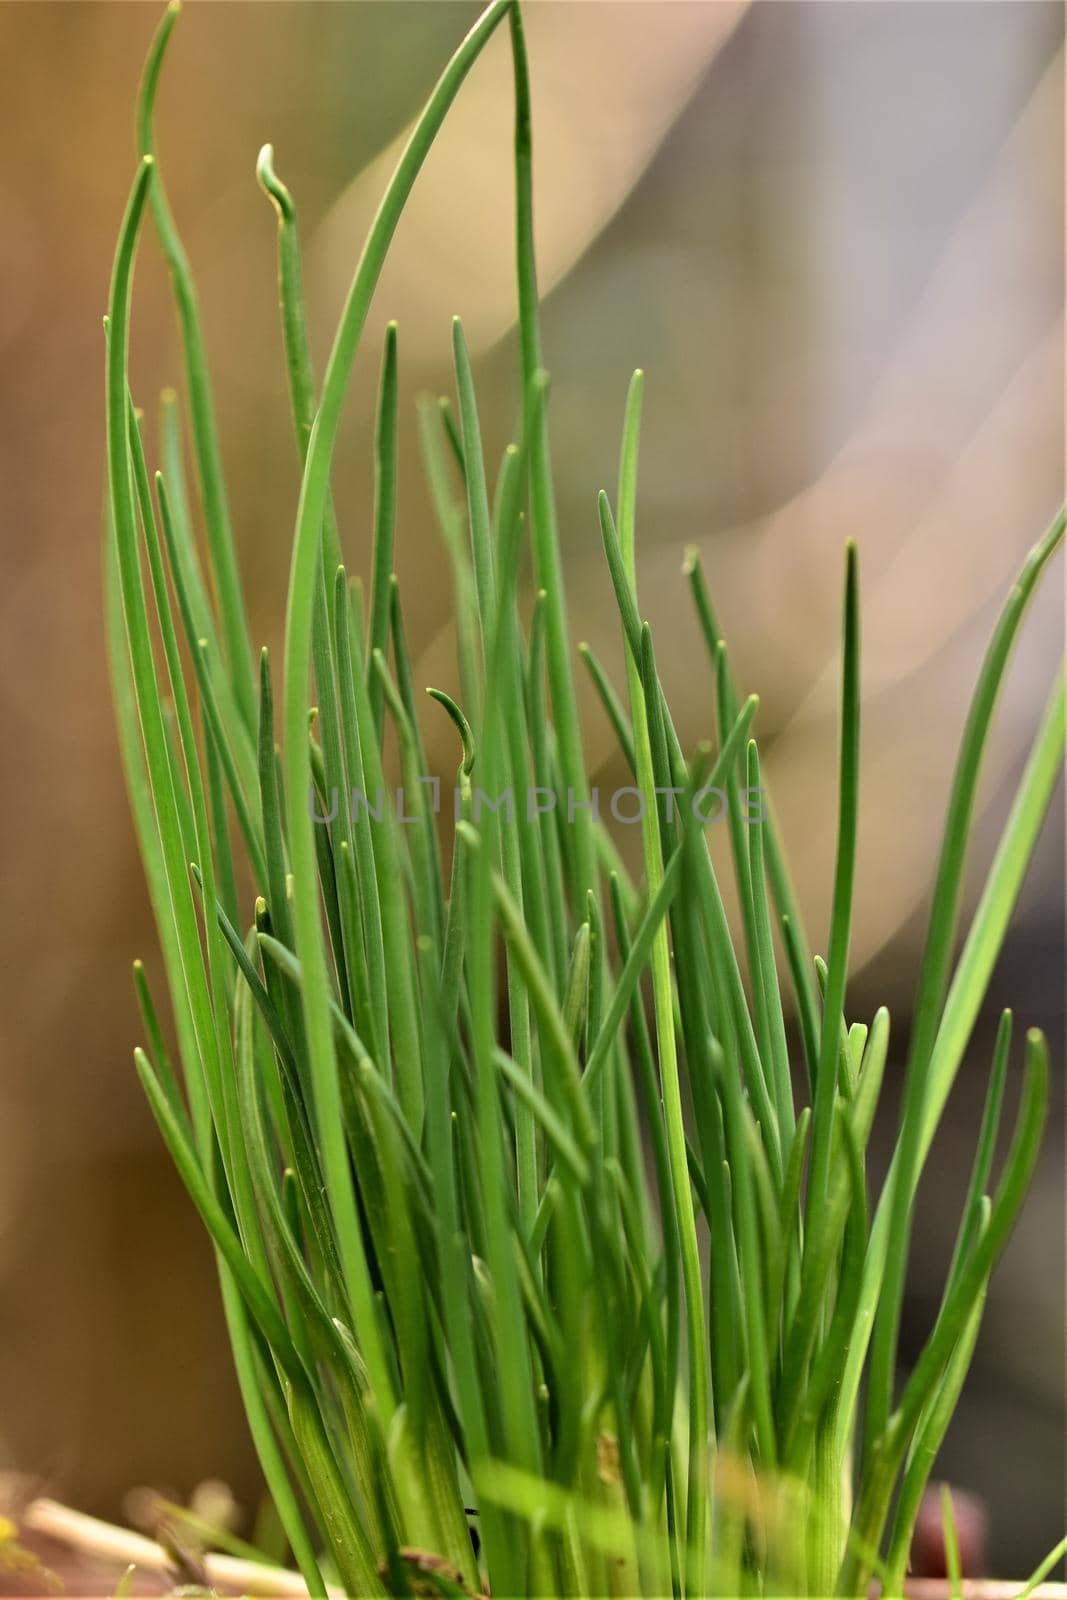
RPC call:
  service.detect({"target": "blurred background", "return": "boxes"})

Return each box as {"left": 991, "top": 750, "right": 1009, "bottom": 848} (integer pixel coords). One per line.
{"left": 0, "top": 0, "right": 1062, "bottom": 1580}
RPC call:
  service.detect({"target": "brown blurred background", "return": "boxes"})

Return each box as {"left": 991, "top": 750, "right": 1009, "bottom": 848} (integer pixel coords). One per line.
{"left": 0, "top": 0, "right": 1062, "bottom": 1578}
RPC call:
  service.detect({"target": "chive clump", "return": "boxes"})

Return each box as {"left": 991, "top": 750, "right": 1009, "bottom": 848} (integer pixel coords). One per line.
{"left": 106, "top": 4, "right": 1065, "bottom": 1594}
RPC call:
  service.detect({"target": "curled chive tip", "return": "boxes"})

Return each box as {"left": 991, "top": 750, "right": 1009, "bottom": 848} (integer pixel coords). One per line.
{"left": 427, "top": 686, "right": 475, "bottom": 776}
{"left": 256, "top": 144, "right": 295, "bottom": 222}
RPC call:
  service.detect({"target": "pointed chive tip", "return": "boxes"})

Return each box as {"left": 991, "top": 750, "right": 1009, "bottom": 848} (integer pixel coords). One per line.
{"left": 133, "top": 958, "right": 144, "bottom": 973}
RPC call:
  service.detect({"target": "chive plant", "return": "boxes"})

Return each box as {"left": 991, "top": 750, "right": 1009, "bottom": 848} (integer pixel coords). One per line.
{"left": 105, "top": 3, "right": 1065, "bottom": 1595}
